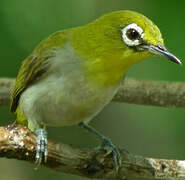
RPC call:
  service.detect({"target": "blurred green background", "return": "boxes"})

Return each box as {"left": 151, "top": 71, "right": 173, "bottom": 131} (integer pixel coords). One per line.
{"left": 0, "top": 0, "right": 185, "bottom": 179}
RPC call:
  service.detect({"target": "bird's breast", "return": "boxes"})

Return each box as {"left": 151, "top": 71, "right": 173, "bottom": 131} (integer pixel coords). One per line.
{"left": 19, "top": 45, "right": 120, "bottom": 127}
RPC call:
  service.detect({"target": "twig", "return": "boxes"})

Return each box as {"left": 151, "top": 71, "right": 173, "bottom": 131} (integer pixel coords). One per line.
{"left": 0, "top": 124, "right": 185, "bottom": 180}
{"left": 0, "top": 78, "right": 185, "bottom": 108}
{"left": 114, "top": 78, "right": 185, "bottom": 107}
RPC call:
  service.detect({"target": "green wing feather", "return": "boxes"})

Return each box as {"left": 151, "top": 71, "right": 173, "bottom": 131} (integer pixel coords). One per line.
{"left": 10, "top": 30, "right": 68, "bottom": 113}
{"left": 10, "top": 55, "right": 51, "bottom": 112}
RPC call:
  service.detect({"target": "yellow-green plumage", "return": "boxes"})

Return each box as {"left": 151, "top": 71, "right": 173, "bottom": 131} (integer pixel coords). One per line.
{"left": 70, "top": 11, "right": 163, "bottom": 86}
{"left": 11, "top": 10, "right": 165, "bottom": 128}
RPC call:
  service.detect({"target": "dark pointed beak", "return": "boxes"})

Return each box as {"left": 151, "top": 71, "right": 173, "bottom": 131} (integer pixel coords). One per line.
{"left": 140, "top": 44, "right": 182, "bottom": 65}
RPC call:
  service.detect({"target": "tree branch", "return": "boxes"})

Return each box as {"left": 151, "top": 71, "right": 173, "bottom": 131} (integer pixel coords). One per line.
{"left": 0, "top": 124, "right": 185, "bottom": 180}
{"left": 1, "top": 77, "right": 185, "bottom": 108}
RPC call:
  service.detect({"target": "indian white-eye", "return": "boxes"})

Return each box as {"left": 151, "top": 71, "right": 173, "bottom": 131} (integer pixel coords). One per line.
{"left": 10, "top": 10, "right": 181, "bottom": 169}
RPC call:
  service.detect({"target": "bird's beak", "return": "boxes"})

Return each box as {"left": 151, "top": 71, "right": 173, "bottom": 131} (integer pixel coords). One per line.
{"left": 140, "top": 44, "right": 182, "bottom": 65}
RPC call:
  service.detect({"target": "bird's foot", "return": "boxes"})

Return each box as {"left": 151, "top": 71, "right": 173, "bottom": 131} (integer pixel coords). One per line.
{"left": 99, "top": 137, "right": 121, "bottom": 171}
{"left": 35, "top": 129, "right": 48, "bottom": 168}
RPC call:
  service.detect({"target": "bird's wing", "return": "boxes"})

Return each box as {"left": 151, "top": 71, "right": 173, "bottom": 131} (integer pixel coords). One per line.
{"left": 10, "top": 30, "right": 68, "bottom": 112}
{"left": 10, "top": 55, "right": 52, "bottom": 112}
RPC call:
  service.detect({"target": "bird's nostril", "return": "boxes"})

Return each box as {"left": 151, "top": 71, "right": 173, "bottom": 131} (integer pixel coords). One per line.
{"left": 157, "top": 45, "right": 165, "bottom": 51}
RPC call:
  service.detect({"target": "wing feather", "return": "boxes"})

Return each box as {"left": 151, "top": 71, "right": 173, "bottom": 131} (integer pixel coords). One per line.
{"left": 10, "top": 30, "right": 68, "bottom": 112}
{"left": 10, "top": 55, "right": 51, "bottom": 112}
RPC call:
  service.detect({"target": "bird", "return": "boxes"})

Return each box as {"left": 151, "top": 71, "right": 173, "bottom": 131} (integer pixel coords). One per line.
{"left": 10, "top": 10, "right": 181, "bottom": 169}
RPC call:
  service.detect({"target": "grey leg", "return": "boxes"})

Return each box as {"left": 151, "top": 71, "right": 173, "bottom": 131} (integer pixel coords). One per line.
{"left": 79, "top": 122, "right": 121, "bottom": 170}
{"left": 35, "top": 128, "right": 48, "bottom": 167}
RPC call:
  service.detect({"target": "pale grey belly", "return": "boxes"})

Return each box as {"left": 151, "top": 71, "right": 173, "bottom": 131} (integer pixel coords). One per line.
{"left": 20, "top": 74, "right": 119, "bottom": 127}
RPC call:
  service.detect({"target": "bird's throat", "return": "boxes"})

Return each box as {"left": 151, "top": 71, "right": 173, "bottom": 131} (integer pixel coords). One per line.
{"left": 85, "top": 56, "right": 127, "bottom": 87}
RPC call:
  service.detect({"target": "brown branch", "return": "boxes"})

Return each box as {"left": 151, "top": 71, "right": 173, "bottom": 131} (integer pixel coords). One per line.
{"left": 114, "top": 78, "right": 185, "bottom": 108}
{"left": 0, "top": 124, "right": 185, "bottom": 180}
{"left": 1, "top": 77, "right": 185, "bottom": 108}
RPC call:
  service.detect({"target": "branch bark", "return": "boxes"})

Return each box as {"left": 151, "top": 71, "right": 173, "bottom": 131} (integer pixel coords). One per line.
{"left": 1, "top": 124, "right": 185, "bottom": 180}
{"left": 1, "top": 77, "right": 185, "bottom": 108}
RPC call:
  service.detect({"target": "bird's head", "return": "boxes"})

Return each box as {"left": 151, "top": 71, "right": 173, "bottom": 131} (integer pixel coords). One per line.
{"left": 119, "top": 11, "right": 181, "bottom": 65}
{"left": 76, "top": 10, "right": 181, "bottom": 65}
{"left": 71, "top": 10, "right": 181, "bottom": 86}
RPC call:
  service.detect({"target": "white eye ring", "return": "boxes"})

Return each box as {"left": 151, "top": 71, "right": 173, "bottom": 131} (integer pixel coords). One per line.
{"left": 121, "top": 23, "right": 144, "bottom": 47}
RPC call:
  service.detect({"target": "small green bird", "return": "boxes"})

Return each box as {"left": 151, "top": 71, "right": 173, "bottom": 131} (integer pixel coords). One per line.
{"left": 10, "top": 10, "right": 181, "bottom": 169}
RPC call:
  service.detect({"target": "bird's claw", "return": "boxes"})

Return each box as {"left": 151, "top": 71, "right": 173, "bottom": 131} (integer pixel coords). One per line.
{"left": 35, "top": 129, "right": 48, "bottom": 168}
{"left": 100, "top": 137, "right": 121, "bottom": 171}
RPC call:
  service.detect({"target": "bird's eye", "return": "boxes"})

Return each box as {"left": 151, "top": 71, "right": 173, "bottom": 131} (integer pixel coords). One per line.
{"left": 126, "top": 28, "right": 140, "bottom": 40}
{"left": 121, "top": 23, "right": 144, "bottom": 47}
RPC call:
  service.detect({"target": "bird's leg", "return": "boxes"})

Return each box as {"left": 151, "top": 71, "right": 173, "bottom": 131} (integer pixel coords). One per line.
{"left": 79, "top": 122, "right": 121, "bottom": 170}
{"left": 35, "top": 127, "right": 48, "bottom": 168}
